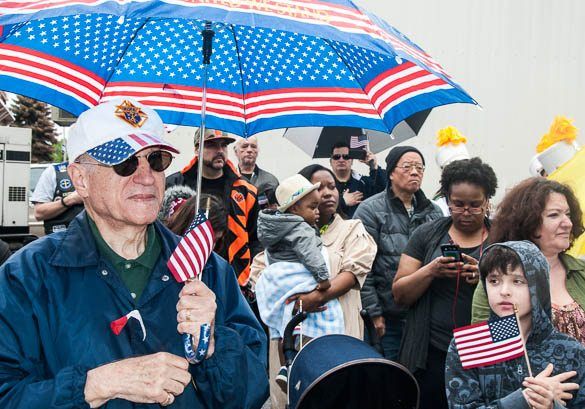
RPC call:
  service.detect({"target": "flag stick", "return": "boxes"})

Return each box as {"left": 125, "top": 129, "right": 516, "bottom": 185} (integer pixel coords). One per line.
{"left": 513, "top": 304, "right": 533, "bottom": 377}
{"left": 205, "top": 196, "right": 211, "bottom": 219}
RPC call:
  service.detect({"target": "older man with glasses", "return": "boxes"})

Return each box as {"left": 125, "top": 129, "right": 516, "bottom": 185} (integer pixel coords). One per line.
{"left": 0, "top": 100, "right": 268, "bottom": 409}
{"left": 329, "top": 141, "right": 386, "bottom": 217}
{"left": 353, "top": 146, "right": 442, "bottom": 360}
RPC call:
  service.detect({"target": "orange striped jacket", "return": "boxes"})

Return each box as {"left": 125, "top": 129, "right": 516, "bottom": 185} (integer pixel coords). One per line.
{"left": 166, "top": 158, "right": 261, "bottom": 286}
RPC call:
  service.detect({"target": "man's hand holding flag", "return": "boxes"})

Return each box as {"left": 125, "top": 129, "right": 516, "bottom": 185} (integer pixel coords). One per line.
{"left": 167, "top": 210, "right": 216, "bottom": 364}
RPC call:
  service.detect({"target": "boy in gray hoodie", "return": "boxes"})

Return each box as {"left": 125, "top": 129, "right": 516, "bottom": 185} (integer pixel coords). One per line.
{"left": 445, "top": 241, "right": 585, "bottom": 408}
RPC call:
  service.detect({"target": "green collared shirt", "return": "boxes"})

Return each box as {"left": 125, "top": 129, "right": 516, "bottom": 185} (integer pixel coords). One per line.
{"left": 88, "top": 215, "right": 161, "bottom": 301}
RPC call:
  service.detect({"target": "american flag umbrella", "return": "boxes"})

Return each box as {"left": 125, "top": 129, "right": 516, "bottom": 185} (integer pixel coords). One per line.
{"left": 0, "top": 0, "right": 476, "bottom": 362}
{"left": 0, "top": 0, "right": 476, "bottom": 138}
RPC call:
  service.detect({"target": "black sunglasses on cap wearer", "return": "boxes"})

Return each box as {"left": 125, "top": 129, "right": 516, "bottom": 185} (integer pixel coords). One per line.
{"left": 75, "top": 150, "right": 174, "bottom": 177}
{"left": 331, "top": 154, "right": 350, "bottom": 161}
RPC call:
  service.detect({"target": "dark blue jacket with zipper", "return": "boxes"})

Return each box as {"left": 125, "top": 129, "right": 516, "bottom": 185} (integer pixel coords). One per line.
{"left": 0, "top": 212, "right": 268, "bottom": 409}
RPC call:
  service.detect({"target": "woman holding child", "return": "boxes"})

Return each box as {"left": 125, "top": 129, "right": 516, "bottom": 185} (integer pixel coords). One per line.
{"left": 250, "top": 164, "right": 376, "bottom": 409}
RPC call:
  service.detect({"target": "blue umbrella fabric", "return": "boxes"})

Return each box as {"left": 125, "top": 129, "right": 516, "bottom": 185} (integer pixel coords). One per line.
{"left": 0, "top": 1, "right": 476, "bottom": 137}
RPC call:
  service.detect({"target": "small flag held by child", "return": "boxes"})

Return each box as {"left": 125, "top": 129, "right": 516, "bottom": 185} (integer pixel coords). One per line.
{"left": 167, "top": 210, "right": 215, "bottom": 283}
{"left": 453, "top": 314, "right": 525, "bottom": 370}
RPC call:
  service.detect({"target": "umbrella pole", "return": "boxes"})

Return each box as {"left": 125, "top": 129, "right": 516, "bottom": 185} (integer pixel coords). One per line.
{"left": 183, "top": 21, "right": 215, "bottom": 365}
{"left": 194, "top": 21, "right": 215, "bottom": 215}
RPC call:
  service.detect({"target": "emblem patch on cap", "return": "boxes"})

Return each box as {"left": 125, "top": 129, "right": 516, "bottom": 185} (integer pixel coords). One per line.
{"left": 115, "top": 100, "right": 148, "bottom": 128}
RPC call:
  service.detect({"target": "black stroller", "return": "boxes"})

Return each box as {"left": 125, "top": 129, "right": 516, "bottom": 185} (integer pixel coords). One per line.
{"left": 282, "top": 311, "right": 420, "bottom": 409}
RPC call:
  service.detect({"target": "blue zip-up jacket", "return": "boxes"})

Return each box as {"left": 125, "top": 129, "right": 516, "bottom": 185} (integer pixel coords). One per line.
{"left": 0, "top": 212, "right": 268, "bottom": 409}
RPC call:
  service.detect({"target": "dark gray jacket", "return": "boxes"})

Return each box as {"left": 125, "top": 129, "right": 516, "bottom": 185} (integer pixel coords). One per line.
{"left": 240, "top": 165, "right": 279, "bottom": 205}
{"left": 257, "top": 210, "right": 329, "bottom": 283}
{"left": 446, "top": 241, "right": 585, "bottom": 408}
{"left": 354, "top": 188, "right": 442, "bottom": 319}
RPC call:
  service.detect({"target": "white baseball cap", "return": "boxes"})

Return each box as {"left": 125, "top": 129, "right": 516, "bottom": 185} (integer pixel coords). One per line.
{"left": 67, "top": 99, "right": 179, "bottom": 165}
{"left": 276, "top": 174, "right": 320, "bottom": 212}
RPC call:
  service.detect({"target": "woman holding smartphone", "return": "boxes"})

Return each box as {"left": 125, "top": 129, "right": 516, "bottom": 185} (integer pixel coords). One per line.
{"left": 392, "top": 157, "right": 498, "bottom": 409}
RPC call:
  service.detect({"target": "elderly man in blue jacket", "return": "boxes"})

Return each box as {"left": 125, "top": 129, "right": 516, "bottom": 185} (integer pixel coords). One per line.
{"left": 0, "top": 99, "right": 268, "bottom": 409}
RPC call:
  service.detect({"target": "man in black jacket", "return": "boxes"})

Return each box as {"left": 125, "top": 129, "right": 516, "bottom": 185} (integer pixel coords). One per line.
{"left": 330, "top": 141, "right": 386, "bottom": 217}
{"left": 354, "top": 146, "right": 442, "bottom": 360}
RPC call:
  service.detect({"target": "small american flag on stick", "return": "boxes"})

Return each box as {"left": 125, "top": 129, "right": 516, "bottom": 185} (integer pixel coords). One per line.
{"left": 349, "top": 133, "right": 369, "bottom": 149}
{"left": 167, "top": 210, "right": 215, "bottom": 283}
{"left": 453, "top": 314, "right": 525, "bottom": 370}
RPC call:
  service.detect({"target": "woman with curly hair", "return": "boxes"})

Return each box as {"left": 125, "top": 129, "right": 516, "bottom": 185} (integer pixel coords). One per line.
{"left": 392, "top": 157, "right": 498, "bottom": 409}
{"left": 471, "top": 177, "right": 585, "bottom": 344}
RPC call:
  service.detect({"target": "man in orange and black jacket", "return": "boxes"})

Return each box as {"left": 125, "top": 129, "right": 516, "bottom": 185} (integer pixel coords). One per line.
{"left": 166, "top": 129, "right": 261, "bottom": 294}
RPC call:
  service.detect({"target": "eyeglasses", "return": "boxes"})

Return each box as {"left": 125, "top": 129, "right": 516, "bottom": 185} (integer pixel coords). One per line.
{"left": 331, "top": 154, "right": 350, "bottom": 161}
{"left": 396, "top": 162, "right": 425, "bottom": 172}
{"left": 76, "top": 150, "right": 173, "bottom": 177}
{"left": 448, "top": 203, "right": 486, "bottom": 214}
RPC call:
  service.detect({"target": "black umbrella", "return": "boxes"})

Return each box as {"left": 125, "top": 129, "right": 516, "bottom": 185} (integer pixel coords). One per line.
{"left": 283, "top": 109, "right": 431, "bottom": 158}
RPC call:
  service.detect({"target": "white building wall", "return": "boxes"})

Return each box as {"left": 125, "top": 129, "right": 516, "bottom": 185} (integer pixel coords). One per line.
{"left": 167, "top": 0, "right": 585, "bottom": 204}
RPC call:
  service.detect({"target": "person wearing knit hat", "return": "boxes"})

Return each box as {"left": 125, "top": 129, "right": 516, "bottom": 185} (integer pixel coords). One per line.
{"left": 432, "top": 126, "right": 471, "bottom": 215}
{"left": 354, "top": 145, "right": 442, "bottom": 360}
{"left": 158, "top": 184, "right": 197, "bottom": 222}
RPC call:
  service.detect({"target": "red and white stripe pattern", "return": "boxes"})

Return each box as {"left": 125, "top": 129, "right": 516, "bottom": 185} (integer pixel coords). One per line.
{"left": 87, "top": 131, "right": 178, "bottom": 165}
{"left": 366, "top": 61, "right": 452, "bottom": 118}
{"left": 0, "top": 44, "right": 104, "bottom": 107}
{"left": 350, "top": 133, "right": 368, "bottom": 149}
{"left": 102, "top": 83, "right": 383, "bottom": 123}
{"left": 453, "top": 315, "right": 525, "bottom": 370}
{"left": 0, "top": 0, "right": 397, "bottom": 42}
{"left": 0, "top": 0, "right": 448, "bottom": 77}
{"left": 167, "top": 210, "right": 215, "bottom": 283}
{"left": 0, "top": 45, "right": 455, "bottom": 130}
{"left": 103, "top": 70, "right": 453, "bottom": 125}
{"left": 123, "top": 132, "right": 171, "bottom": 151}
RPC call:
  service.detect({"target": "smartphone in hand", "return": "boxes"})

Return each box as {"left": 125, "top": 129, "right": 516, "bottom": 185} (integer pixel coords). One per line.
{"left": 348, "top": 148, "right": 367, "bottom": 160}
{"left": 440, "top": 244, "right": 463, "bottom": 262}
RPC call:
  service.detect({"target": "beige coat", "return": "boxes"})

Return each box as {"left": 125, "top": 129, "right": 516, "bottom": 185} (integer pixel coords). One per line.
{"left": 250, "top": 214, "right": 376, "bottom": 409}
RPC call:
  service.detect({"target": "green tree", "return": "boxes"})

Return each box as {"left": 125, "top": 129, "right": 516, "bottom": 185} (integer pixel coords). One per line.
{"left": 51, "top": 140, "right": 66, "bottom": 163}
{"left": 10, "top": 95, "right": 59, "bottom": 163}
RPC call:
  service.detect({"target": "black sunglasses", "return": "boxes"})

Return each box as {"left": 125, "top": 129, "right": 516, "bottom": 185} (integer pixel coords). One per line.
{"left": 76, "top": 150, "right": 173, "bottom": 177}
{"left": 331, "top": 154, "right": 350, "bottom": 160}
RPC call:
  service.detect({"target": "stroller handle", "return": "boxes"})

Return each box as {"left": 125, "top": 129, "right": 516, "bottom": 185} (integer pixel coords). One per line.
{"left": 360, "top": 309, "right": 384, "bottom": 355}
{"left": 282, "top": 311, "right": 309, "bottom": 366}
